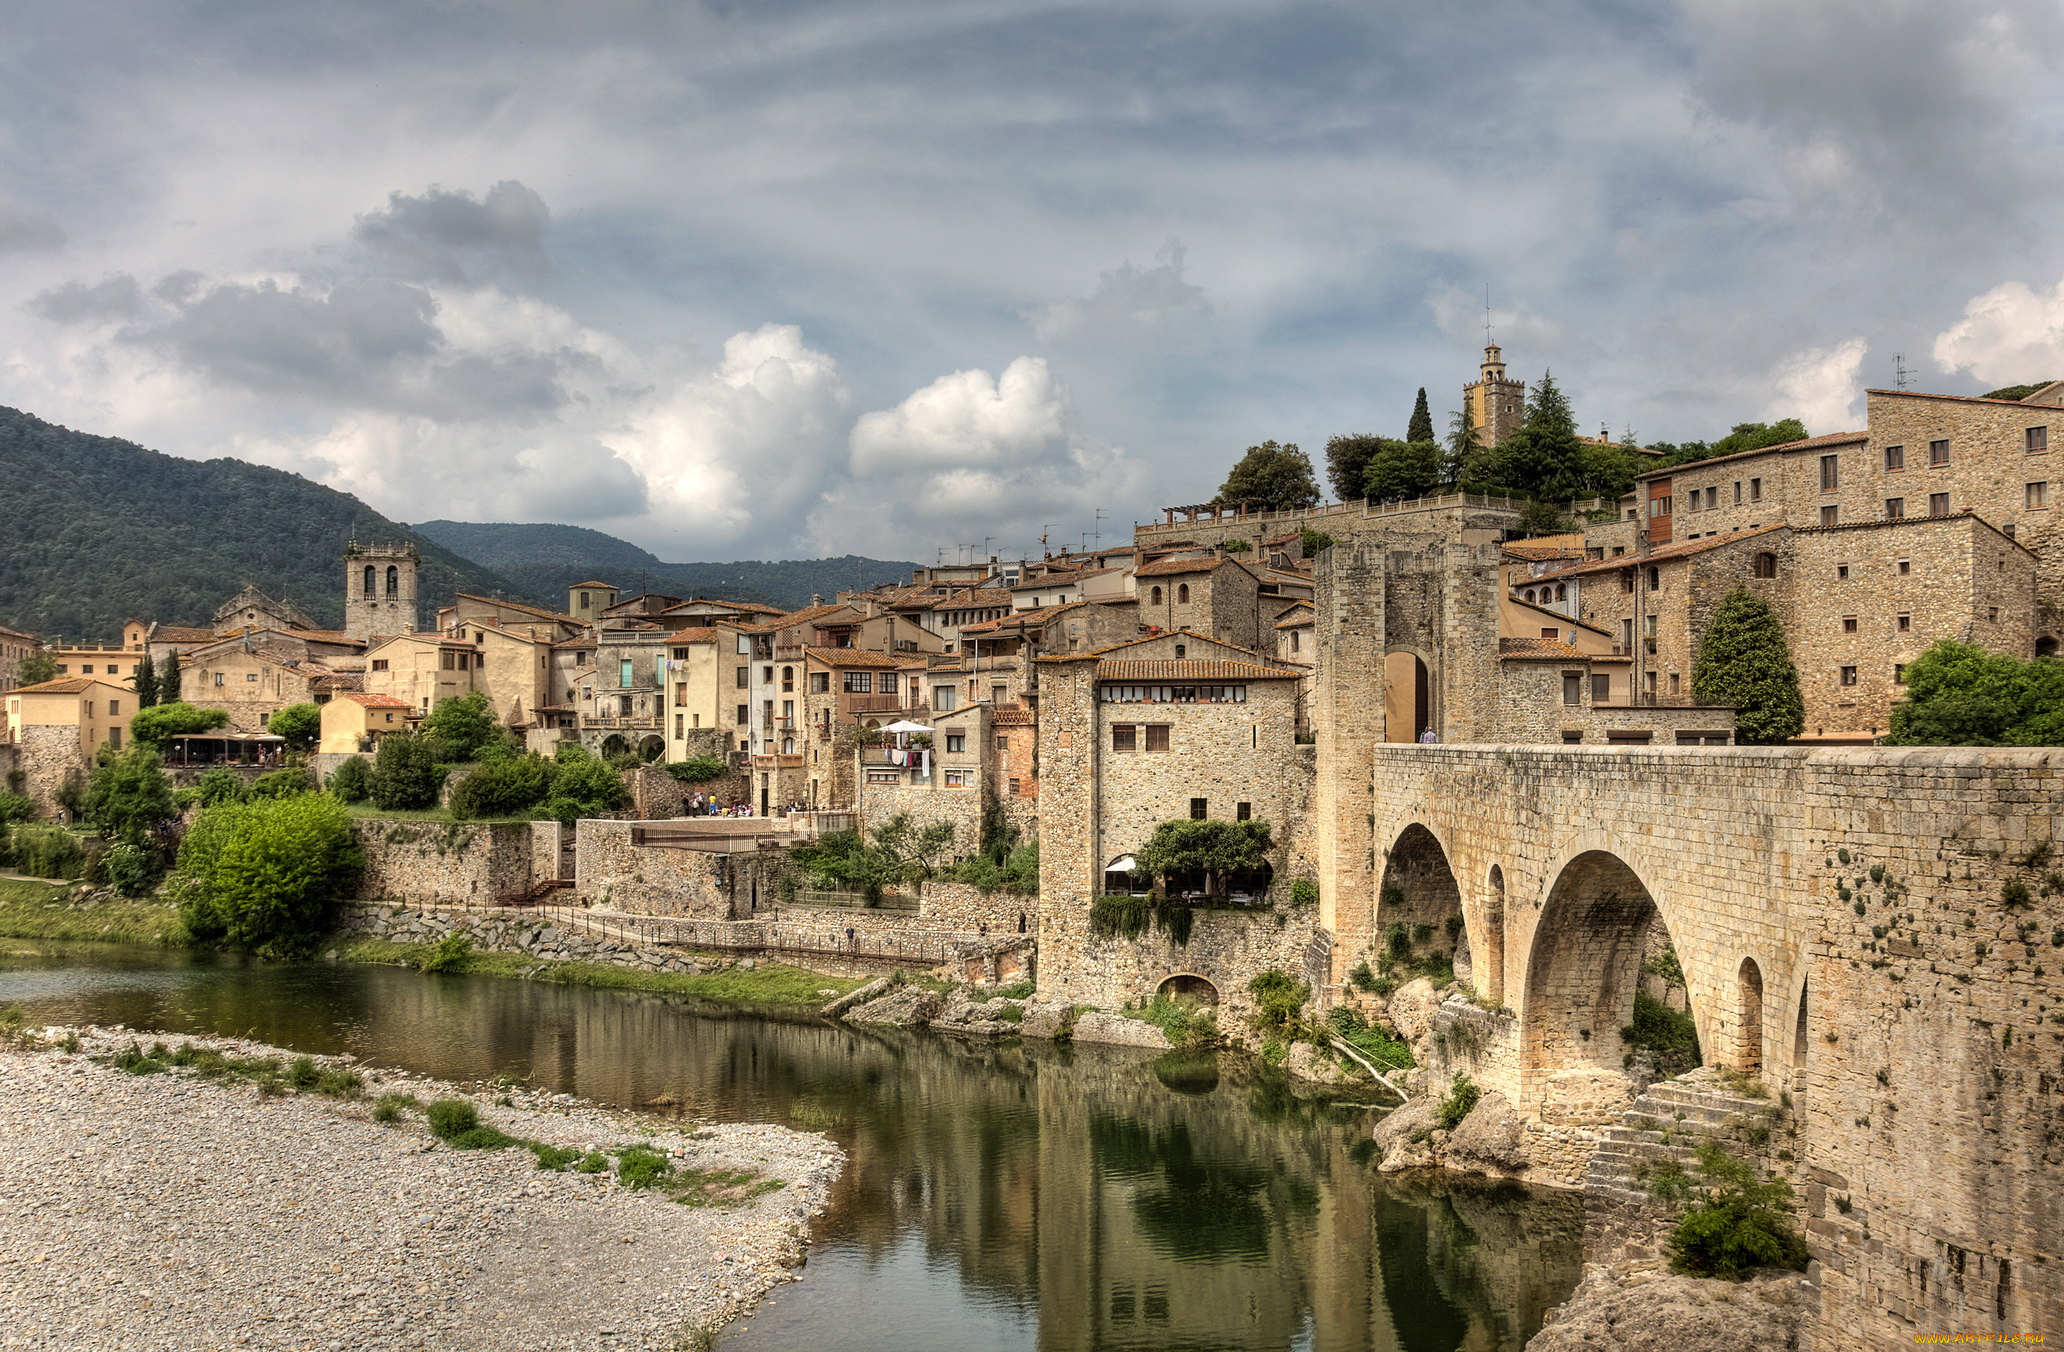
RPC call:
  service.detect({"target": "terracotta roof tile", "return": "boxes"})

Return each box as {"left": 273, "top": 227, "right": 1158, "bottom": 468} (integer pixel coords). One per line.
{"left": 1498, "top": 638, "right": 1588, "bottom": 660}
{"left": 6, "top": 677, "right": 101, "bottom": 695}
{"left": 663, "top": 627, "right": 721, "bottom": 644}
{"left": 338, "top": 692, "right": 415, "bottom": 709}
{"left": 803, "top": 647, "right": 905, "bottom": 667}
{"left": 1135, "top": 556, "right": 1234, "bottom": 577}
{"left": 568, "top": 580, "right": 618, "bottom": 589}
{"left": 1547, "top": 524, "right": 1790, "bottom": 579}
{"left": 452, "top": 593, "right": 581, "bottom": 624}
{"left": 1095, "top": 659, "right": 1305, "bottom": 682}
{"left": 1634, "top": 431, "right": 1866, "bottom": 480}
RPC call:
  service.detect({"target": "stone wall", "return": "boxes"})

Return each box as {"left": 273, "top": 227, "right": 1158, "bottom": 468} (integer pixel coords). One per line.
{"left": 350, "top": 819, "right": 536, "bottom": 906}
{"left": 12, "top": 725, "right": 89, "bottom": 815}
{"left": 572, "top": 819, "right": 789, "bottom": 919}
{"left": 1040, "top": 906, "right": 1324, "bottom": 1037}
{"left": 1356, "top": 742, "right": 2064, "bottom": 1348}
{"left": 917, "top": 881, "right": 1038, "bottom": 935}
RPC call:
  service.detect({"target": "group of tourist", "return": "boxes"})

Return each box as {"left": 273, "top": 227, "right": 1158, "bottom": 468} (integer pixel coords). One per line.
{"left": 684, "top": 791, "right": 752, "bottom": 817}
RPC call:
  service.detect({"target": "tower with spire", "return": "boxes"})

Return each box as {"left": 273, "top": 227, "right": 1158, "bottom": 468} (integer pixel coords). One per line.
{"left": 1463, "top": 343, "right": 1525, "bottom": 449}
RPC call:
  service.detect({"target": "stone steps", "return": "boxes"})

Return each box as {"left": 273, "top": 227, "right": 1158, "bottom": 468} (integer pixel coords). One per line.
{"left": 1586, "top": 1072, "right": 1775, "bottom": 1199}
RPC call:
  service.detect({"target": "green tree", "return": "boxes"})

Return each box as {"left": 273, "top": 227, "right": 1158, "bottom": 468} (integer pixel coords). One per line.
{"left": 1653, "top": 419, "right": 1809, "bottom": 469}
{"left": 1489, "top": 371, "right": 1585, "bottom": 502}
{"left": 16, "top": 649, "right": 57, "bottom": 686}
{"left": 448, "top": 755, "right": 555, "bottom": 819}
{"left": 1217, "top": 441, "right": 1322, "bottom": 511}
{"left": 194, "top": 767, "right": 248, "bottom": 806}
{"left": 665, "top": 755, "right": 729, "bottom": 783}
{"left": 1134, "top": 818, "right": 1275, "bottom": 903}
{"left": 1299, "top": 527, "right": 1335, "bottom": 558}
{"left": 1692, "top": 587, "right": 1804, "bottom": 744}
{"left": 84, "top": 746, "right": 175, "bottom": 846}
{"left": 1448, "top": 406, "right": 1491, "bottom": 491}
{"left": 268, "top": 702, "right": 322, "bottom": 753}
{"left": 1663, "top": 1143, "right": 1809, "bottom": 1279}
{"left": 369, "top": 732, "right": 444, "bottom": 811}
{"left": 132, "top": 653, "right": 159, "bottom": 709}
{"left": 421, "top": 691, "right": 500, "bottom": 762}
{"left": 1406, "top": 386, "right": 1435, "bottom": 444}
{"left": 174, "top": 795, "right": 362, "bottom": 958}
{"left": 1886, "top": 640, "right": 2064, "bottom": 746}
{"left": 1364, "top": 438, "right": 1443, "bottom": 502}
{"left": 325, "top": 756, "right": 372, "bottom": 804}
{"left": 1323, "top": 434, "right": 1386, "bottom": 502}
{"left": 789, "top": 812, "right": 958, "bottom": 903}
{"left": 538, "top": 743, "right": 630, "bottom": 824}
{"left": 159, "top": 652, "right": 182, "bottom": 703}
{"left": 130, "top": 701, "right": 230, "bottom": 751}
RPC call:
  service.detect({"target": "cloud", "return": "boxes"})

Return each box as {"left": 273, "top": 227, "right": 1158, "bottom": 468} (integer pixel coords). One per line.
{"left": 349, "top": 181, "right": 552, "bottom": 286}
{"left": 1027, "top": 239, "right": 1214, "bottom": 342}
{"left": 1931, "top": 278, "right": 2064, "bottom": 385}
{"left": 30, "top": 275, "right": 146, "bottom": 324}
{"left": 818, "top": 357, "right": 1138, "bottom": 555}
{"left": 1763, "top": 337, "right": 1867, "bottom": 432}
{"left": 0, "top": 194, "right": 66, "bottom": 254}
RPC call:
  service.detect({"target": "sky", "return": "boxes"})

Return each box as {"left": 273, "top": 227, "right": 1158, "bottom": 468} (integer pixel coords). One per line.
{"left": 3, "top": 0, "right": 2063, "bottom": 564}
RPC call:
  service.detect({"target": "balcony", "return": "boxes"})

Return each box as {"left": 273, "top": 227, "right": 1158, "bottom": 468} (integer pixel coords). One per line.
{"left": 583, "top": 715, "right": 661, "bottom": 730}
{"left": 846, "top": 694, "right": 911, "bottom": 714}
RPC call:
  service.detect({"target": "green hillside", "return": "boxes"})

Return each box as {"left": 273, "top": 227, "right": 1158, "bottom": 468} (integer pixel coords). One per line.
{"left": 0, "top": 407, "right": 542, "bottom": 641}
{"left": 415, "top": 521, "right": 919, "bottom": 611}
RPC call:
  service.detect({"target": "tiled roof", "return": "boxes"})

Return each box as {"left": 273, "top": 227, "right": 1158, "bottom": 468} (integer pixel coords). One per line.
{"left": 804, "top": 647, "right": 904, "bottom": 668}
{"left": 1634, "top": 431, "right": 1866, "bottom": 481}
{"left": 311, "top": 673, "right": 363, "bottom": 692}
{"left": 1502, "top": 536, "right": 1588, "bottom": 560}
{"left": 1864, "top": 387, "right": 2059, "bottom": 406}
{"left": 1506, "top": 594, "right": 1611, "bottom": 635}
{"left": 552, "top": 637, "right": 597, "bottom": 649}
{"left": 338, "top": 692, "right": 415, "bottom": 709}
{"left": 768, "top": 603, "right": 853, "bottom": 629}
{"left": 1264, "top": 569, "right": 1314, "bottom": 585}
{"left": 1498, "top": 638, "right": 1588, "bottom": 660}
{"left": 1275, "top": 613, "right": 1314, "bottom": 630}
{"left": 1095, "top": 659, "right": 1305, "bottom": 682}
{"left": 929, "top": 589, "right": 1013, "bottom": 611}
{"left": 960, "top": 602, "right": 1087, "bottom": 636}
{"left": 452, "top": 593, "right": 581, "bottom": 624}
{"left": 1795, "top": 508, "right": 2032, "bottom": 551}
{"left": 6, "top": 677, "right": 100, "bottom": 694}
{"left": 568, "top": 580, "right": 618, "bottom": 589}
{"left": 1040, "top": 628, "right": 1285, "bottom": 665}
{"left": 1135, "top": 556, "right": 1233, "bottom": 577}
{"left": 1547, "top": 524, "right": 1790, "bottom": 579}
{"left": 663, "top": 627, "right": 721, "bottom": 644}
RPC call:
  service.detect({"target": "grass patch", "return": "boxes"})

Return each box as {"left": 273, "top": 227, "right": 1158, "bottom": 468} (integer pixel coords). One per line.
{"left": 1621, "top": 988, "right": 1703, "bottom": 1077}
{"left": 333, "top": 936, "right": 861, "bottom": 1007}
{"left": 340, "top": 803, "right": 533, "bottom": 825}
{"left": 1126, "top": 996, "right": 1220, "bottom": 1050}
{"left": 1434, "top": 1073, "right": 1482, "bottom": 1130}
{"left": 98, "top": 1040, "right": 364, "bottom": 1097}
{"left": 0, "top": 880, "right": 186, "bottom": 946}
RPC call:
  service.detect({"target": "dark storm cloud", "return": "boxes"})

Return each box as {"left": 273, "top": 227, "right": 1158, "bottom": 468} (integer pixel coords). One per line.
{"left": 350, "top": 181, "right": 552, "bottom": 286}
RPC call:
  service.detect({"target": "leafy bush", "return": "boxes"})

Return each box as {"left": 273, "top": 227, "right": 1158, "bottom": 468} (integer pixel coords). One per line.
{"left": 194, "top": 767, "right": 249, "bottom": 806}
{"left": 248, "top": 767, "right": 314, "bottom": 799}
{"left": 448, "top": 756, "right": 554, "bottom": 819}
{"left": 325, "top": 757, "right": 372, "bottom": 804}
{"left": 1621, "top": 988, "right": 1703, "bottom": 1077}
{"left": 84, "top": 746, "right": 174, "bottom": 845}
{"left": 942, "top": 842, "right": 1039, "bottom": 895}
{"left": 370, "top": 733, "right": 444, "bottom": 811}
{"left": 1288, "top": 877, "right": 1319, "bottom": 908}
{"left": 422, "top": 692, "right": 501, "bottom": 762}
{"left": 1665, "top": 1143, "right": 1810, "bottom": 1279}
{"left": 538, "top": 744, "right": 631, "bottom": 825}
{"left": 1132, "top": 997, "right": 1220, "bottom": 1050}
{"left": 1434, "top": 1073, "right": 1482, "bottom": 1130}
{"left": 0, "top": 792, "right": 33, "bottom": 825}
{"left": 103, "top": 841, "right": 160, "bottom": 898}
{"left": 665, "top": 755, "right": 729, "bottom": 783}
{"left": 425, "top": 1098, "right": 482, "bottom": 1140}
{"left": 1246, "top": 968, "right": 1309, "bottom": 1035}
{"left": 420, "top": 932, "right": 473, "bottom": 973}
{"left": 267, "top": 703, "right": 322, "bottom": 753}
{"left": 1887, "top": 639, "right": 2064, "bottom": 746}
{"left": 129, "top": 702, "right": 230, "bottom": 751}
{"left": 174, "top": 794, "right": 362, "bottom": 958}
{"left": 789, "top": 814, "right": 956, "bottom": 902}
{"left": 9, "top": 824, "right": 87, "bottom": 879}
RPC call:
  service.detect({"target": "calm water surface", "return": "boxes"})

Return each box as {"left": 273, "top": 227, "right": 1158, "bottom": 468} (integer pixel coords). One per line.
{"left": 0, "top": 943, "right": 1582, "bottom": 1352}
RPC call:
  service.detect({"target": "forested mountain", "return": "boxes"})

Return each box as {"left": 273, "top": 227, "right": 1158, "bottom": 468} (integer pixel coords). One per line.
{"left": 0, "top": 407, "right": 540, "bottom": 641}
{"left": 415, "top": 521, "right": 920, "bottom": 611}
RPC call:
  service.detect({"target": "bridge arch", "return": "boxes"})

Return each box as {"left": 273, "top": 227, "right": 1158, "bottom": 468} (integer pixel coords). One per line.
{"left": 1375, "top": 823, "right": 1465, "bottom": 983}
{"left": 1157, "top": 973, "right": 1220, "bottom": 1006}
{"left": 1382, "top": 647, "right": 1432, "bottom": 742}
{"left": 1481, "top": 864, "right": 1507, "bottom": 1005}
{"left": 1521, "top": 847, "right": 1705, "bottom": 1118}
{"left": 1736, "top": 956, "right": 1765, "bottom": 1075}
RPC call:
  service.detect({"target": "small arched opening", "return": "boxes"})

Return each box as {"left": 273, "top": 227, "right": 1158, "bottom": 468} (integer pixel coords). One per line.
{"left": 1524, "top": 588, "right": 1537, "bottom": 603}
{"left": 1376, "top": 824, "right": 1464, "bottom": 982}
{"left": 1177, "top": 583, "right": 1190, "bottom": 604}
{"left": 600, "top": 734, "right": 629, "bottom": 759}
{"left": 1482, "top": 864, "right": 1507, "bottom": 1005}
{"left": 1157, "top": 973, "right": 1220, "bottom": 1006}
{"left": 1150, "top": 586, "right": 1163, "bottom": 605}
{"left": 362, "top": 564, "right": 376, "bottom": 598}
{"left": 1383, "top": 651, "right": 1430, "bottom": 743}
{"left": 638, "top": 735, "right": 665, "bottom": 763}
{"left": 385, "top": 564, "right": 399, "bottom": 597}
{"left": 1792, "top": 979, "right": 1809, "bottom": 1089}
{"left": 1103, "top": 854, "right": 1148, "bottom": 896}
{"left": 1736, "top": 957, "right": 1765, "bottom": 1075}
{"left": 1752, "top": 553, "right": 1778, "bottom": 579}
{"left": 1555, "top": 583, "right": 1567, "bottom": 602}
{"left": 2039, "top": 636, "right": 2059, "bottom": 660}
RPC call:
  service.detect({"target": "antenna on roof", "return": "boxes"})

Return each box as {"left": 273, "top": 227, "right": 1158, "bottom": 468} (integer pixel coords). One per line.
{"left": 1484, "top": 283, "right": 1493, "bottom": 346}
{"left": 1093, "top": 508, "right": 1106, "bottom": 550}
{"left": 1893, "top": 353, "right": 1912, "bottom": 389}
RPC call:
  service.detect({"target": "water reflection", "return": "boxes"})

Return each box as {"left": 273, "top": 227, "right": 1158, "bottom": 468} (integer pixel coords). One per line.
{"left": 0, "top": 943, "right": 1582, "bottom": 1352}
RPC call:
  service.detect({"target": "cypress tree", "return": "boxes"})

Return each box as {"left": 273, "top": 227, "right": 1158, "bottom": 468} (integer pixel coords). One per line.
{"left": 159, "top": 652, "right": 182, "bottom": 704}
{"left": 1406, "top": 387, "right": 1435, "bottom": 444}
{"left": 1693, "top": 587, "right": 1804, "bottom": 745}
{"left": 133, "top": 653, "right": 159, "bottom": 708}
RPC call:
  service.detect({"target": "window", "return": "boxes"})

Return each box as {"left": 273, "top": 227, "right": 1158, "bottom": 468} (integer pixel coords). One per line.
{"left": 763, "top": 666, "right": 773, "bottom": 681}
{"left": 1176, "top": 584, "right": 1190, "bottom": 604}
{"left": 618, "top": 695, "right": 634, "bottom": 716}
{"left": 2028, "top": 482, "right": 2050, "bottom": 509}
{"left": 1842, "top": 615, "right": 1858, "bottom": 633}
{"left": 1733, "top": 481, "right": 1742, "bottom": 505}
{"left": 1289, "top": 631, "right": 1300, "bottom": 652}
{"left": 736, "top": 704, "right": 749, "bottom": 724}
{"left": 1897, "top": 558, "right": 1910, "bottom": 575}
{"left": 675, "top": 714, "right": 684, "bottom": 737}
{"left": 372, "top": 659, "right": 389, "bottom": 672}
{"left": 810, "top": 672, "right": 829, "bottom": 693}
{"left": 946, "top": 733, "right": 966, "bottom": 753}
{"left": 1749, "top": 477, "right": 1762, "bottom": 502}
{"left": 1884, "top": 497, "right": 1904, "bottom": 519}
{"left": 1647, "top": 567, "right": 1660, "bottom": 590}
{"left": 1705, "top": 486, "right": 1718, "bottom": 510}
{"left": 934, "top": 686, "right": 957, "bottom": 711}
{"left": 1752, "top": 553, "right": 1778, "bottom": 578}
{"left": 996, "top": 735, "right": 1009, "bottom": 751}
{"left": 1990, "top": 606, "right": 2000, "bottom": 622}
{"left": 1897, "top": 613, "right": 1911, "bottom": 632}
{"left": 575, "top": 651, "right": 589, "bottom": 666}
{"left": 1668, "top": 672, "right": 1681, "bottom": 695}
{"left": 618, "top": 659, "right": 633, "bottom": 687}
{"left": 1112, "top": 724, "right": 1137, "bottom": 752}
{"left": 1099, "top": 685, "right": 1247, "bottom": 704}
{"left": 866, "top": 769, "right": 901, "bottom": 784}
{"left": 1008, "top": 777, "right": 1022, "bottom": 795}
{"left": 782, "top": 666, "right": 794, "bottom": 691}
{"left": 1591, "top": 672, "right": 1611, "bottom": 702}
{"left": 1145, "top": 724, "right": 1170, "bottom": 752}
{"left": 1928, "top": 439, "right": 1950, "bottom": 467}
{"left": 1562, "top": 730, "right": 1584, "bottom": 744}
{"left": 1819, "top": 455, "right": 1839, "bottom": 492}
{"left": 2029, "top": 426, "right": 2049, "bottom": 453}
{"left": 1541, "top": 627, "right": 1560, "bottom": 640}
{"left": 1562, "top": 673, "right": 1582, "bottom": 706}
{"left": 1929, "top": 492, "right": 1950, "bottom": 516}
{"left": 1820, "top": 505, "right": 1839, "bottom": 527}
{"left": 1840, "top": 665, "right": 1859, "bottom": 686}
{"left": 109, "top": 727, "right": 122, "bottom": 749}
{"left": 1621, "top": 570, "right": 1635, "bottom": 594}
{"left": 1150, "top": 586, "right": 1163, "bottom": 605}
{"left": 581, "top": 686, "right": 593, "bottom": 702}
{"left": 108, "top": 700, "right": 120, "bottom": 716}
{"left": 944, "top": 770, "right": 969, "bottom": 788}
{"left": 213, "top": 672, "right": 225, "bottom": 686}
{"left": 1884, "top": 444, "right": 1904, "bottom": 471}
{"left": 1189, "top": 798, "right": 1208, "bottom": 820}
{"left": 992, "top": 684, "right": 1007, "bottom": 704}
{"left": 1649, "top": 496, "right": 1672, "bottom": 517}
{"left": 1236, "top": 801, "right": 1252, "bottom": 822}
{"left": 1894, "top": 664, "right": 1908, "bottom": 685}
{"left": 841, "top": 672, "right": 874, "bottom": 693}
{"left": 1836, "top": 563, "right": 1849, "bottom": 579}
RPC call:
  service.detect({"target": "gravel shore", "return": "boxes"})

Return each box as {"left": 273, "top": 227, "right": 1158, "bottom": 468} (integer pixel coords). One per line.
{"left": 0, "top": 1026, "right": 843, "bottom": 1351}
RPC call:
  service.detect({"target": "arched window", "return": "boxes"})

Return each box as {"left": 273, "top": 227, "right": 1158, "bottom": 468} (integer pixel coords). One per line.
{"left": 1647, "top": 566, "right": 1660, "bottom": 590}
{"left": 1555, "top": 583, "right": 1567, "bottom": 601}
{"left": 1752, "top": 553, "right": 1778, "bottom": 578}
{"left": 385, "top": 564, "right": 399, "bottom": 597}
{"left": 1150, "top": 586, "right": 1163, "bottom": 605}
{"left": 362, "top": 564, "right": 376, "bottom": 598}
{"left": 1525, "top": 589, "right": 1536, "bottom": 603}
{"left": 1176, "top": 584, "right": 1190, "bottom": 604}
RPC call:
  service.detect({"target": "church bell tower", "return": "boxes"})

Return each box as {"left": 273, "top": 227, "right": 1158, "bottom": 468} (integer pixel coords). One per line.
{"left": 344, "top": 542, "right": 421, "bottom": 642}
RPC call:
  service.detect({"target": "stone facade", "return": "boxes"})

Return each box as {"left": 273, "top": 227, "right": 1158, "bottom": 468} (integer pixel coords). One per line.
{"left": 348, "top": 819, "right": 537, "bottom": 906}
{"left": 572, "top": 818, "right": 788, "bottom": 919}
{"left": 916, "top": 881, "right": 1038, "bottom": 936}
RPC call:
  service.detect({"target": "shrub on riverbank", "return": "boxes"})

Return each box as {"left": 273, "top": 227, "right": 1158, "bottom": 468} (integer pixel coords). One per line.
{"left": 174, "top": 795, "right": 362, "bottom": 959}
{"left": 333, "top": 935, "right": 860, "bottom": 1006}
{"left": 1650, "top": 1142, "right": 1810, "bottom": 1279}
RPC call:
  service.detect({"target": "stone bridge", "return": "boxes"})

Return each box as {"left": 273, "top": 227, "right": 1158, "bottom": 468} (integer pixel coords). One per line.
{"left": 1326, "top": 742, "right": 2063, "bottom": 1345}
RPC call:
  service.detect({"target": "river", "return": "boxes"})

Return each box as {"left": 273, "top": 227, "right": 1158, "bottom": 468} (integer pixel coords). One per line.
{"left": 0, "top": 942, "right": 1583, "bottom": 1351}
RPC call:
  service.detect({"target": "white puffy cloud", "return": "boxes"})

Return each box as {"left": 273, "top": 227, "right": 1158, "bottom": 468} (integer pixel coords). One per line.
{"left": 1763, "top": 337, "right": 1867, "bottom": 432}
{"left": 1932, "top": 278, "right": 2064, "bottom": 386}
{"left": 816, "top": 357, "right": 1138, "bottom": 556}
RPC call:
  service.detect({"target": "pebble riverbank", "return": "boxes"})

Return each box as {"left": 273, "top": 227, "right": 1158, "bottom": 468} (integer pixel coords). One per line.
{"left": 0, "top": 1027, "right": 843, "bottom": 1351}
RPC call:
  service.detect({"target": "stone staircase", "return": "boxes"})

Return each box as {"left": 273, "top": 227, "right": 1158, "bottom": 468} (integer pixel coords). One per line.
{"left": 1586, "top": 1067, "right": 1778, "bottom": 1206}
